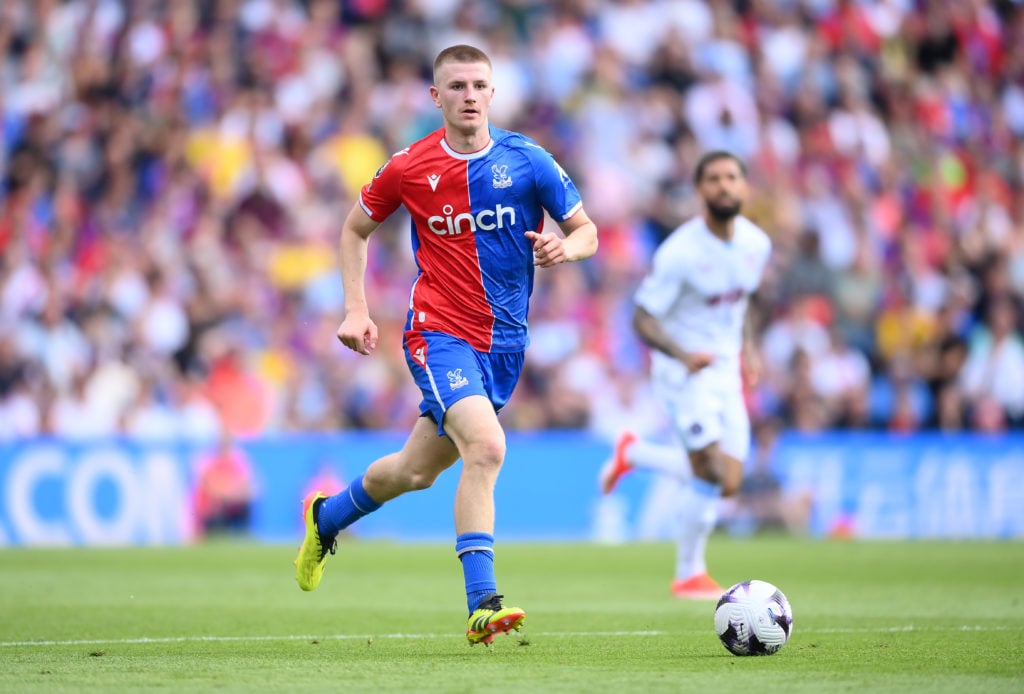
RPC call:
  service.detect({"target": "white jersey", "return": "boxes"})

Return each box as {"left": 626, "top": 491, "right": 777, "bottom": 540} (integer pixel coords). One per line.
{"left": 634, "top": 214, "right": 772, "bottom": 391}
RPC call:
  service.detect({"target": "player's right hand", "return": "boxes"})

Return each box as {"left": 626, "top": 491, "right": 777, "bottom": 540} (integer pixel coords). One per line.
{"left": 682, "top": 351, "right": 714, "bottom": 373}
{"left": 336, "top": 313, "right": 379, "bottom": 355}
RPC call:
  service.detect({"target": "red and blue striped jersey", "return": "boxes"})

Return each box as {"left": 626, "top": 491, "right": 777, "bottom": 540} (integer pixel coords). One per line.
{"left": 359, "top": 126, "right": 583, "bottom": 353}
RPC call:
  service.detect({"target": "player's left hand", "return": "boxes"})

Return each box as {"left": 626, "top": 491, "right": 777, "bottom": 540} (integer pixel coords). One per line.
{"left": 525, "top": 230, "right": 566, "bottom": 268}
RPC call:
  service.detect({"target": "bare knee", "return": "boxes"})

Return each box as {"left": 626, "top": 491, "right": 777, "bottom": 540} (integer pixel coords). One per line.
{"left": 404, "top": 469, "right": 438, "bottom": 491}
{"left": 689, "top": 445, "right": 743, "bottom": 496}
{"left": 460, "top": 437, "right": 506, "bottom": 475}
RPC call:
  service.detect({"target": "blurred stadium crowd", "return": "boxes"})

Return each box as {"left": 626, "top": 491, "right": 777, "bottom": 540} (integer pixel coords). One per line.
{"left": 1, "top": 0, "right": 1023, "bottom": 443}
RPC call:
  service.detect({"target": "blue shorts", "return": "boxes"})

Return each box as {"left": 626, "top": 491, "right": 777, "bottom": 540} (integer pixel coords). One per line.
{"left": 403, "top": 330, "right": 524, "bottom": 437}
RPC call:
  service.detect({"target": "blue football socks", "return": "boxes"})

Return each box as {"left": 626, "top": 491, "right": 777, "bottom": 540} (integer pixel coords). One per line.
{"left": 317, "top": 475, "right": 382, "bottom": 536}
{"left": 456, "top": 532, "right": 496, "bottom": 614}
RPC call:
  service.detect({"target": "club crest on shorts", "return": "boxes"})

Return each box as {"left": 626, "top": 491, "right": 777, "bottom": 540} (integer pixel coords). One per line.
{"left": 447, "top": 368, "right": 469, "bottom": 390}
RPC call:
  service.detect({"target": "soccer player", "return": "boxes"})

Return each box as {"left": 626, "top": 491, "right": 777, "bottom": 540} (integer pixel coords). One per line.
{"left": 599, "top": 151, "right": 771, "bottom": 599}
{"left": 294, "top": 45, "right": 599, "bottom": 645}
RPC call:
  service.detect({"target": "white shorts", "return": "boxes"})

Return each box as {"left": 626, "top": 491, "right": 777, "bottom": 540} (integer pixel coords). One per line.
{"left": 653, "top": 369, "right": 751, "bottom": 461}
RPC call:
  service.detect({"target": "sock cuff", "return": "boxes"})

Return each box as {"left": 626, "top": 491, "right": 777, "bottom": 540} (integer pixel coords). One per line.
{"left": 455, "top": 532, "right": 494, "bottom": 557}
{"left": 691, "top": 477, "right": 722, "bottom": 498}
{"left": 349, "top": 475, "right": 382, "bottom": 513}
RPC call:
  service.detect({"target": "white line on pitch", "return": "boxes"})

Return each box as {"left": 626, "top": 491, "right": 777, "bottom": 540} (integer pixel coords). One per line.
{"left": 0, "top": 625, "right": 1017, "bottom": 648}
{"left": 811, "top": 625, "right": 1017, "bottom": 634}
{"left": 0, "top": 631, "right": 663, "bottom": 647}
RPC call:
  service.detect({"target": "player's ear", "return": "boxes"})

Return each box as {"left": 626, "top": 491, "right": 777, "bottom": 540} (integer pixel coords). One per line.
{"left": 429, "top": 85, "right": 441, "bottom": 107}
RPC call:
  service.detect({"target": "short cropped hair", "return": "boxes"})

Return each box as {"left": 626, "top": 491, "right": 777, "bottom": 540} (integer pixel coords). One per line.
{"left": 694, "top": 151, "right": 747, "bottom": 184}
{"left": 433, "top": 45, "right": 492, "bottom": 83}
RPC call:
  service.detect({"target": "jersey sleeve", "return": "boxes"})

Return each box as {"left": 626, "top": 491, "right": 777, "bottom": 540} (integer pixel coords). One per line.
{"left": 633, "top": 240, "right": 688, "bottom": 318}
{"left": 526, "top": 148, "right": 583, "bottom": 222}
{"left": 358, "top": 150, "right": 408, "bottom": 222}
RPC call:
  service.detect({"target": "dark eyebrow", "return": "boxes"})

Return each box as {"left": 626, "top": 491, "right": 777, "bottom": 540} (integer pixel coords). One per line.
{"left": 445, "top": 77, "right": 489, "bottom": 89}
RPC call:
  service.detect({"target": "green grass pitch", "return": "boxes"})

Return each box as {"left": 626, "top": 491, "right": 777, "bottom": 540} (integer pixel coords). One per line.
{"left": 1, "top": 537, "right": 1022, "bottom": 693}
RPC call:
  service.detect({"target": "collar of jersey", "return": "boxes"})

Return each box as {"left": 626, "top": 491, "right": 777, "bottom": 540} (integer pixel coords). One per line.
{"left": 440, "top": 136, "right": 494, "bottom": 160}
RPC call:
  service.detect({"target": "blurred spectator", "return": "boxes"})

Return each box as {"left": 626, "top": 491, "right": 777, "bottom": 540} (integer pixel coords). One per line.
{"left": 0, "top": 0, "right": 1020, "bottom": 440}
{"left": 192, "top": 428, "right": 256, "bottom": 538}
{"left": 201, "top": 336, "right": 275, "bottom": 436}
{"left": 762, "top": 294, "right": 832, "bottom": 379}
{"left": 809, "top": 327, "right": 872, "bottom": 428}
{"left": 959, "top": 296, "right": 1024, "bottom": 426}
{"left": 0, "top": 333, "right": 41, "bottom": 439}
{"left": 174, "top": 372, "right": 223, "bottom": 440}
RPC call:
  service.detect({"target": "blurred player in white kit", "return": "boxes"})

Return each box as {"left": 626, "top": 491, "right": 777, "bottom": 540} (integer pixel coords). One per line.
{"left": 601, "top": 150, "right": 772, "bottom": 599}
